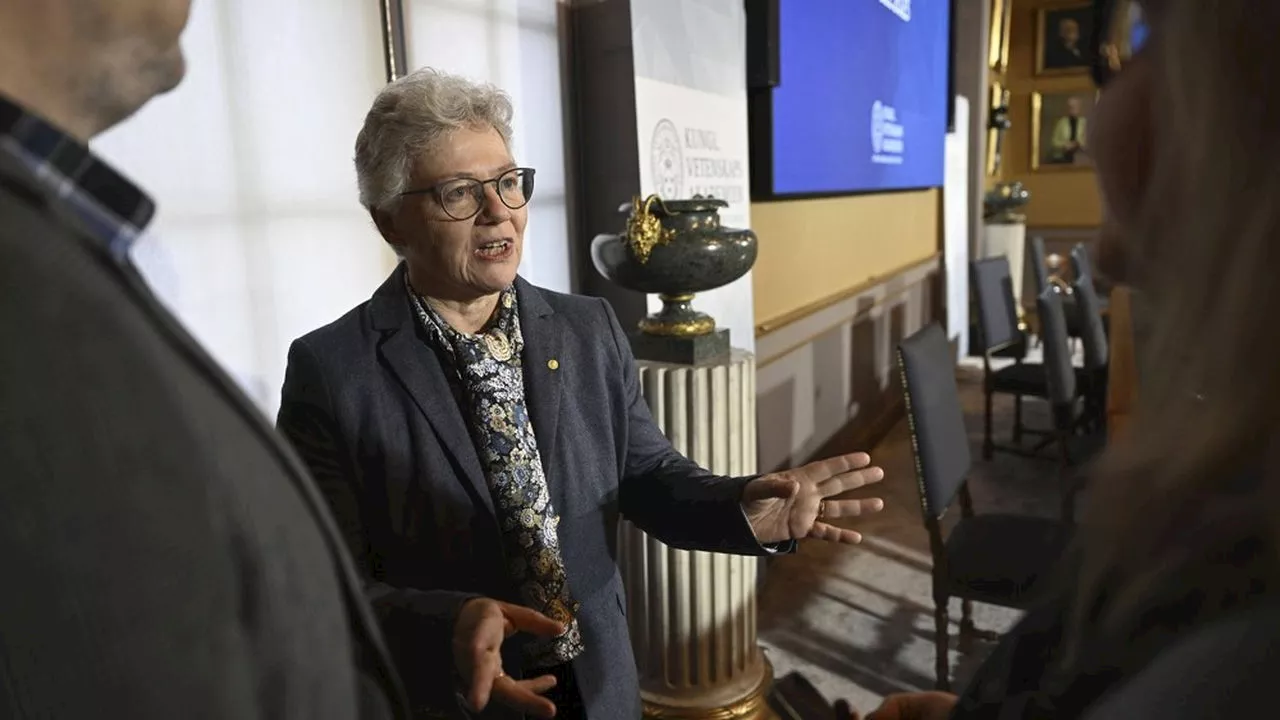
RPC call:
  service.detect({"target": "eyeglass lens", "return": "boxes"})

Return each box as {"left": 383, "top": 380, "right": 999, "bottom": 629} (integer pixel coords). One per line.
{"left": 438, "top": 168, "right": 535, "bottom": 220}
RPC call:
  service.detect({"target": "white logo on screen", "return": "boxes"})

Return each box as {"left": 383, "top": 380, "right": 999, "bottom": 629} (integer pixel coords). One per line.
{"left": 878, "top": 0, "right": 911, "bottom": 22}
{"left": 871, "top": 101, "right": 906, "bottom": 165}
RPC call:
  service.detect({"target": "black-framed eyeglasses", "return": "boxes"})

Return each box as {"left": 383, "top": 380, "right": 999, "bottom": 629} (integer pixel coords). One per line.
{"left": 399, "top": 167, "right": 536, "bottom": 221}
{"left": 1090, "top": 0, "right": 1151, "bottom": 88}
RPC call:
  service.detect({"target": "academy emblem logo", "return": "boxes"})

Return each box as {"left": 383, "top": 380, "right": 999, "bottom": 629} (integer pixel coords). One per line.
{"left": 651, "top": 119, "right": 683, "bottom": 198}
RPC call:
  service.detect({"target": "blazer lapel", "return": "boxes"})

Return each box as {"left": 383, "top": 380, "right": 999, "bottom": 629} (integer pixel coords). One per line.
{"left": 516, "top": 278, "right": 563, "bottom": 480}
{"left": 372, "top": 268, "right": 494, "bottom": 517}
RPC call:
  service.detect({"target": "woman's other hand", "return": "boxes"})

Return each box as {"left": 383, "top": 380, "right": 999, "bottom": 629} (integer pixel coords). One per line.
{"left": 833, "top": 697, "right": 861, "bottom": 719}
{"left": 865, "top": 691, "right": 959, "bottom": 720}
{"left": 452, "top": 597, "right": 565, "bottom": 718}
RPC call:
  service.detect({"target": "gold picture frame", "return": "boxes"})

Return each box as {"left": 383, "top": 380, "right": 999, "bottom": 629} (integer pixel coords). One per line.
{"left": 1035, "top": 2, "right": 1093, "bottom": 76}
{"left": 986, "top": 82, "right": 1008, "bottom": 177}
{"left": 1030, "top": 90, "right": 1098, "bottom": 172}
{"left": 988, "top": 0, "right": 1014, "bottom": 72}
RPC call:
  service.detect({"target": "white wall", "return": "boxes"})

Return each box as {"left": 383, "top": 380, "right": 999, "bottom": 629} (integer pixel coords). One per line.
{"left": 94, "top": 0, "right": 392, "bottom": 416}
{"left": 403, "top": 0, "right": 573, "bottom": 295}
{"left": 755, "top": 260, "right": 937, "bottom": 471}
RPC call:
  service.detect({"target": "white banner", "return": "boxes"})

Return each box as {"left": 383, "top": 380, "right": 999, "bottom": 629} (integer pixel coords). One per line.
{"left": 944, "top": 96, "right": 970, "bottom": 358}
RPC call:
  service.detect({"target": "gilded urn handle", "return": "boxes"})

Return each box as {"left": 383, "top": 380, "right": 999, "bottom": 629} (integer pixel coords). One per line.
{"left": 625, "top": 194, "right": 675, "bottom": 265}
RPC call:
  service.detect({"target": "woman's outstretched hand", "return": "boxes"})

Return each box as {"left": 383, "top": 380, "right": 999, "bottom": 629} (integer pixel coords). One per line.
{"left": 742, "top": 451, "right": 885, "bottom": 545}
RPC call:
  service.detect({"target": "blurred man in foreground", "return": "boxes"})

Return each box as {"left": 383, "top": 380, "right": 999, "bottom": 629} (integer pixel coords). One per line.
{"left": 0, "top": 3, "right": 561, "bottom": 717}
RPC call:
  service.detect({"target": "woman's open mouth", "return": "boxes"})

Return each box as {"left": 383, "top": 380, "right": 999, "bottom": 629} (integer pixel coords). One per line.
{"left": 475, "top": 239, "right": 513, "bottom": 261}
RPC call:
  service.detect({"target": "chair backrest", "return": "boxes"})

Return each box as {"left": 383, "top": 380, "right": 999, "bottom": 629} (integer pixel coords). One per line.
{"left": 971, "top": 256, "right": 1022, "bottom": 353}
{"left": 1070, "top": 243, "right": 1093, "bottom": 282}
{"left": 1037, "top": 287, "right": 1078, "bottom": 406}
{"left": 1030, "top": 236, "right": 1050, "bottom": 296}
{"left": 1072, "top": 272, "right": 1109, "bottom": 370}
{"left": 897, "top": 323, "right": 972, "bottom": 519}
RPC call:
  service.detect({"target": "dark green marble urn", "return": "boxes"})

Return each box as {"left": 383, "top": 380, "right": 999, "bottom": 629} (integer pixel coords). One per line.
{"left": 590, "top": 194, "right": 758, "bottom": 364}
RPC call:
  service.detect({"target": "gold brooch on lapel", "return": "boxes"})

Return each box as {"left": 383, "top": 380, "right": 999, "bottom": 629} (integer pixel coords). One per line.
{"left": 547, "top": 359, "right": 560, "bottom": 371}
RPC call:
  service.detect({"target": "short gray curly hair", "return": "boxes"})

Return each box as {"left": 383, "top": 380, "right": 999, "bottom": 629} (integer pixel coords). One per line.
{"left": 355, "top": 67, "right": 514, "bottom": 212}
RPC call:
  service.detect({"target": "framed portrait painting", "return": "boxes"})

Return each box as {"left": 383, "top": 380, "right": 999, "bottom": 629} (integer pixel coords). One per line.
{"left": 986, "top": 82, "right": 1010, "bottom": 177}
{"left": 1036, "top": 2, "right": 1093, "bottom": 75}
{"left": 988, "top": 0, "right": 1014, "bottom": 72}
{"left": 1031, "top": 90, "right": 1098, "bottom": 171}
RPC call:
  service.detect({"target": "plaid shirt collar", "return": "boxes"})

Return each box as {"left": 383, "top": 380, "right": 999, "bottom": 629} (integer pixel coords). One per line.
{"left": 0, "top": 95, "right": 155, "bottom": 262}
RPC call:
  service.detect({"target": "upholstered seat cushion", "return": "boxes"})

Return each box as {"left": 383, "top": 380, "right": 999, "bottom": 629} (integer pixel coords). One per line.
{"left": 944, "top": 515, "right": 1071, "bottom": 608}
{"left": 990, "top": 362, "right": 1048, "bottom": 396}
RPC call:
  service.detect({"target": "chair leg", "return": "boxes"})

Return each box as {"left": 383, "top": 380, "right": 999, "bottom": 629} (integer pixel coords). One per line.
{"left": 983, "top": 390, "right": 994, "bottom": 460}
{"left": 1061, "top": 478, "right": 1080, "bottom": 524}
{"left": 959, "top": 599, "right": 1000, "bottom": 645}
{"left": 934, "top": 593, "right": 951, "bottom": 692}
{"left": 1059, "top": 430, "right": 1074, "bottom": 467}
{"left": 1012, "top": 394, "right": 1024, "bottom": 444}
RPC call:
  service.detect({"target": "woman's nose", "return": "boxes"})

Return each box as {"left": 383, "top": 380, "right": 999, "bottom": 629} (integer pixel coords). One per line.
{"left": 479, "top": 183, "right": 509, "bottom": 220}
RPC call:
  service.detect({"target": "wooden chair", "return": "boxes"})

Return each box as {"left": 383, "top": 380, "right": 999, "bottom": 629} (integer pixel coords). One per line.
{"left": 1072, "top": 271, "right": 1110, "bottom": 433}
{"left": 898, "top": 323, "right": 1072, "bottom": 691}
{"left": 1031, "top": 236, "right": 1085, "bottom": 349}
{"left": 1029, "top": 236, "right": 1051, "bottom": 297}
{"left": 1070, "top": 243, "right": 1111, "bottom": 320}
{"left": 1035, "top": 288, "right": 1102, "bottom": 517}
{"left": 970, "top": 257, "right": 1048, "bottom": 458}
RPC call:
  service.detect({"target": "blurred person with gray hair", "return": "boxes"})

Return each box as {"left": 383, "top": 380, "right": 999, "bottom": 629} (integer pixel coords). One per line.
{"left": 277, "top": 67, "right": 888, "bottom": 719}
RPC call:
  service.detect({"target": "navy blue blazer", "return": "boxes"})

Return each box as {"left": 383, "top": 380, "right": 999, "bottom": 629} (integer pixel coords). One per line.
{"left": 277, "top": 266, "right": 785, "bottom": 718}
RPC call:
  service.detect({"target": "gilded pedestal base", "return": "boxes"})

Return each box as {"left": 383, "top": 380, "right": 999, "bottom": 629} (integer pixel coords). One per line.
{"left": 641, "top": 657, "right": 777, "bottom": 720}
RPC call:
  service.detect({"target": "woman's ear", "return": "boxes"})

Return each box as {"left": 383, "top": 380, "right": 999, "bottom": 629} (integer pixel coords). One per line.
{"left": 370, "top": 207, "right": 406, "bottom": 254}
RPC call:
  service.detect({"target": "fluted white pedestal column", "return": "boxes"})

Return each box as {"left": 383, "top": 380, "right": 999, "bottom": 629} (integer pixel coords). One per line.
{"left": 619, "top": 350, "right": 773, "bottom": 720}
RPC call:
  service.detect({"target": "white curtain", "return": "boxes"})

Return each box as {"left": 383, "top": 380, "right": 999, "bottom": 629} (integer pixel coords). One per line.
{"left": 92, "top": 0, "right": 574, "bottom": 417}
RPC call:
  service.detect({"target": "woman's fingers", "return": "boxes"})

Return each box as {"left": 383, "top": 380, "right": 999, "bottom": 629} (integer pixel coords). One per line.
{"left": 819, "top": 497, "right": 885, "bottom": 519}
{"left": 492, "top": 673, "right": 559, "bottom": 719}
{"left": 808, "top": 452, "right": 873, "bottom": 480}
{"left": 496, "top": 600, "right": 567, "bottom": 639}
{"left": 818, "top": 465, "right": 885, "bottom": 495}
{"left": 464, "top": 650, "right": 504, "bottom": 712}
{"left": 807, "top": 521, "right": 863, "bottom": 545}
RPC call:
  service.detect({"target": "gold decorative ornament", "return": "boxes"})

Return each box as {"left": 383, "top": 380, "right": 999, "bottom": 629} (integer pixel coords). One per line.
{"left": 637, "top": 294, "right": 716, "bottom": 337}
{"left": 547, "top": 359, "right": 560, "bottom": 371}
{"left": 625, "top": 194, "right": 675, "bottom": 264}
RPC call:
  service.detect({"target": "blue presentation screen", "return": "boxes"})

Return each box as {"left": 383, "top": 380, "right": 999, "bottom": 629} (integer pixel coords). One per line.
{"left": 770, "top": 0, "right": 950, "bottom": 195}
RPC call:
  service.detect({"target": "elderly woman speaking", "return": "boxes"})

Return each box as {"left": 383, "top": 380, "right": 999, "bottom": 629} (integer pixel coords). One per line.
{"left": 277, "top": 68, "right": 884, "bottom": 720}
